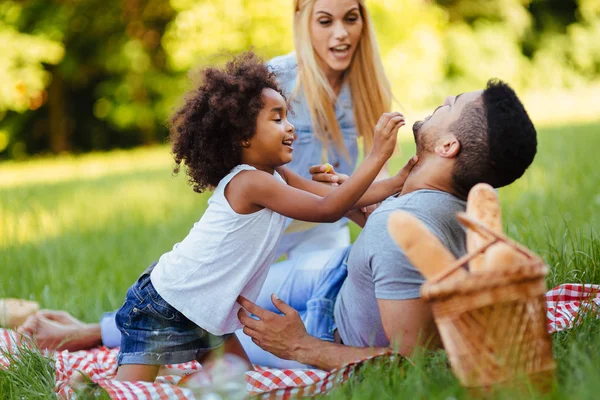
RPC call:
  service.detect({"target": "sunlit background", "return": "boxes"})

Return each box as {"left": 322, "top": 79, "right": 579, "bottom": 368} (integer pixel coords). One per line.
{"left": 1, "top": 0, "right": 599, "bottom": 315}
{"left": 1, "top": 3, "right": 600, "bottom": 397}
{"left": 1, "top": 0, "right": 599, "bottom": 159}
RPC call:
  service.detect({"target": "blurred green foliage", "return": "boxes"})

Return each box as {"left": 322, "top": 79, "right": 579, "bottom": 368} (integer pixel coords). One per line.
{"left": 0, "top": 0, "right": 599, "bottom": 159}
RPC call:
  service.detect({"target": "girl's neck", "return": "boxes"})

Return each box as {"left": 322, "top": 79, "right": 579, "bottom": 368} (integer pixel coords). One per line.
{"left": 251, "top": 164, "right": 275, "bottom": 175}
{"left": 240, "top": 157, "right": 275, "bottom": 175}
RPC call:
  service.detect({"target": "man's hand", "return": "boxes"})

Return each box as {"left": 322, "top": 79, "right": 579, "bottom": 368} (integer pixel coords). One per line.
{"left": 238, "top": 295, "right": 394, "bottom": 370}
{"left": 237, "top": 295, "right": 312, "bottom": 361}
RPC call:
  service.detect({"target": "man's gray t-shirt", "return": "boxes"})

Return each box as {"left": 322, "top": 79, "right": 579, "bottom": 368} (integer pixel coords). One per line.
{"left": 334, "top": 190, "right": 467, "bottom": 348}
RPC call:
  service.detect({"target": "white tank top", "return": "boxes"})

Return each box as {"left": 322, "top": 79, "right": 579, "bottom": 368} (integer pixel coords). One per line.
{"left": 151, "top": 164, "right": 288, "bottom": 335}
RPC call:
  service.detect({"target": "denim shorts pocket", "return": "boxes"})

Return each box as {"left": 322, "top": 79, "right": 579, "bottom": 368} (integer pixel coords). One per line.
{"left": 140, "top": 280, "right": 180, "bottom": 322}
{"left": 130, "top": 280, "right": 146, "bottom": 303}
{"left": 115, "top": 296, "right": 133, "bottom": 330}
{"left": 133, "top": 301, "right": 178, "bottom": 323}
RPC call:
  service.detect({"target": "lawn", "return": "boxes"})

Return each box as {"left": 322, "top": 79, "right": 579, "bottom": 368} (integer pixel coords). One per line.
{"left": 1, "top": 121, "right": 599, "bottom": 398}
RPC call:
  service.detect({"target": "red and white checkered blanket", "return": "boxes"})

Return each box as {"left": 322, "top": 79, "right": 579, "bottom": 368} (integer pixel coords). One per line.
{"left": 1, "top": 283, "right": 599, "bottom": 399}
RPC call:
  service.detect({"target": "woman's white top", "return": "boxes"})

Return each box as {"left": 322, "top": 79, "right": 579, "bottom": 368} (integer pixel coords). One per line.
{"left": 151, "top": 164, "right": 288, "bottom": 335}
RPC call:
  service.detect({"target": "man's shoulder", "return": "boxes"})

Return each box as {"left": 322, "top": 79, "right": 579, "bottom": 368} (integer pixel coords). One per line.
{"left": 359, "top": 190, "right": 466, "bottom": 253}
{"left": 372, "top": 190, "right": 465, "bottom": 224}
{"left": 341, "top": 189, "right": 467, "bottom": 315}
{"left": 370, "top": 190, "right": 467, "bottom": 260}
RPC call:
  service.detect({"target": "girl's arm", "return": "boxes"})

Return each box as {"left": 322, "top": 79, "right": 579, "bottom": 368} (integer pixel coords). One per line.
{"left": 308, "top": 161, "right": 388, "bottom": 186}
{"left": 241, "top": 113, "right": 404, "bottom": 222}
{"left": 344, "top": 208, "right": 367, "bottom": 228}
{"left": 376, "top": 161, "right": 390, "bottom": 180}
{"left": 279, "top": 155, "right": 417, "bottom": 209}
{"left": 242, "top": 154, "right": 386, "bottom": 223}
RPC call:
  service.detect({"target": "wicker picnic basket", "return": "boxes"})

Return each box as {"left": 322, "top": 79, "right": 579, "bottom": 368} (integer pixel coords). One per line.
{"left": 421, "top": 213, "right": 556, "bottom": 391}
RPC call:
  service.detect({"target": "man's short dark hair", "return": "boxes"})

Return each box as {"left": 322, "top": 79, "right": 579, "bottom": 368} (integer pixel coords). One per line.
{"left": 450, "top": 79, "right": 537, "bottom": 197}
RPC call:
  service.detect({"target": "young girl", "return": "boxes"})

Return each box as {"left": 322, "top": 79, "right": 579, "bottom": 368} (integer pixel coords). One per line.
{"left": 114, "top": 52, "right": 414, "bottom": 382}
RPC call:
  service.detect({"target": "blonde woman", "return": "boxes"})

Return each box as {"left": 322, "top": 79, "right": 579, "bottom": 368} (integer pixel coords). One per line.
{"left": 270, "top": 0, "right": 393, "bottom": 260}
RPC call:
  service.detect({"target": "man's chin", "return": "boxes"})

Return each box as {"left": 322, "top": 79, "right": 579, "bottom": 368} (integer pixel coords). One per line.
{"left": 413, "top": 121, "right": 425, "bottom": 143}
{"left": 412, "top": 120, "right": 424, "bottom": 140}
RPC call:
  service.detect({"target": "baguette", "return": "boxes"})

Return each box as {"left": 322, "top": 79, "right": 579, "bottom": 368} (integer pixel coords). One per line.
{"left": 483, "top": 242, "right": 529, "bottom": 273}
{"left": 0, "top": 298, "right": 39, "bottom": 328}
{"left": 466, "top": 183, "right": 502, "bottom": 272}
{"left": 388, "top": 211, "right": 466, "bottom": 280}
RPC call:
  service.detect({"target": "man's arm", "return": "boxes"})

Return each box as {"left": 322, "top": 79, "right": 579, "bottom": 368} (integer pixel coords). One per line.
{"left": 377, "top": 298, "right": 441, "bottom": 356}
{"left": 291, "top": 337, "right": 389, "bottom": 371}
{"left": 237, "top": 295, "right": 388, "bottom": 370}
{"left": 238, "top": 294, "right": 440, "bottom": 371}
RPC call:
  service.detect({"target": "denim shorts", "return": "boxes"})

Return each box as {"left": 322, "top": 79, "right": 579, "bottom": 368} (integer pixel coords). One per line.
{"left": 115, "top": 263, "right": 228, "bottom": 366}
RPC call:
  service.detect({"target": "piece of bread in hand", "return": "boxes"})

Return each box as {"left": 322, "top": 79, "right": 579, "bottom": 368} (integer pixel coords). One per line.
{"left": 0, "top": 299, "right": 40, "bottom": 329}
{"left": 466, "top": 183, "right": 503, "bottom": 272}
{"left": 388, "top": 211, "right": 466, "bottom": 280}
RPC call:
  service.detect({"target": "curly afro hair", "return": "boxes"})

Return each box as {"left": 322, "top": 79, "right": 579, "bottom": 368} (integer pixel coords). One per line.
{"left": 170, "top": 52, "right": 284, "bottom": 193}
{"left": 449, "top": 79, "right": 537, "bottom": 197}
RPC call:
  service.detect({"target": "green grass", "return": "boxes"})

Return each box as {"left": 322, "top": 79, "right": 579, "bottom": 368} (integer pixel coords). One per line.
{"left": 0, "top": 339, "right": 56, "bottom": 399}
{"left": 1, "top": 121, "right": 600, "bottom": 398}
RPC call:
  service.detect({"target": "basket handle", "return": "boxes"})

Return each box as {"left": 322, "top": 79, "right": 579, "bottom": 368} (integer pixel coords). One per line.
{"left": 428, "top": 213, "right": 539, "bottom": 285}
{"left": 428, "top": 238, "right": 496, "bottom": 284}
{"left": 455, "top": 213, "right": 537, "bottom": 259}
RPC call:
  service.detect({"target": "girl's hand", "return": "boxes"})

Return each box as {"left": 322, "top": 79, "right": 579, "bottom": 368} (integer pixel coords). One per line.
{"left": 360, "top": 202, "right": 381, "bottom": 219}
{"left": 371, "top": 112, "right": 405, "bottom": 160}
{"left": 394, "top": 155, "right": 418, "bottom": 190}
{"left": 309, "top": 164, "right": 349, "bottom": 187}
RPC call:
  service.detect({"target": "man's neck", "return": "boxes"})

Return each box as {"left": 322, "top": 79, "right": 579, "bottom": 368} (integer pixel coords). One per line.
{"left": 400, "top": 157, "right": 463, "bottom": 199}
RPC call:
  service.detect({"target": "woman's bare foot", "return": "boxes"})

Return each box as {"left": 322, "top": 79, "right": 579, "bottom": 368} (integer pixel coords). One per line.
{"left": 17, "top": 310, "right": 102, "bottom": 351}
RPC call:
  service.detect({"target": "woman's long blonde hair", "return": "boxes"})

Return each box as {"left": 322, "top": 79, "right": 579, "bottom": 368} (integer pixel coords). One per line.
{"left": 293, "top": 0, "right": 391, "bottom": 155}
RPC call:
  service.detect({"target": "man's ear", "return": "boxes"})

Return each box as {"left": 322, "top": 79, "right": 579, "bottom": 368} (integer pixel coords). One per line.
{"left": 434, "top": 134, "right": 460, "bottom": 158}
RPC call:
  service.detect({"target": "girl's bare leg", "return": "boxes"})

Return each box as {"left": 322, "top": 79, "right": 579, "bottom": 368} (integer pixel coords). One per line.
{"left": 223, "top": 334, "right": 252, "bottom": 365}
{"left": 115, "top": 364, "right": 160, "bottom": 382}
{"left": 224, "top": 334, "right": 251, "bottom": 365}
{"left": 198, "top": 335, "right": 251, "bottom": 368}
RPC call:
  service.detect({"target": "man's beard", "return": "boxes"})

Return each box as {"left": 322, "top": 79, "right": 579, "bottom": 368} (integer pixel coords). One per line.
{"left": 412, "top": 120, "right": 426, "bottom": 153}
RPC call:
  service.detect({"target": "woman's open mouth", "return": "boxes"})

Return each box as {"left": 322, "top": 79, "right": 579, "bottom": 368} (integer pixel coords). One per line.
{"left": 330, "top": 44, "right": 351, "bottom": 60}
